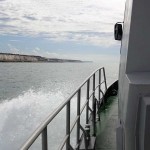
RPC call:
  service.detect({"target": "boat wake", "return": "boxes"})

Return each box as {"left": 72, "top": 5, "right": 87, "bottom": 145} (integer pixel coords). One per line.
{"left": 0, "top": 88, "right": 66, "bottom": 150}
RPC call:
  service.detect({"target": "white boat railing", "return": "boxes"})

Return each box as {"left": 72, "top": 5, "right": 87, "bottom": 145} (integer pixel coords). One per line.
{"left": 21, "top": 67, "right": 107, "bottom": 150}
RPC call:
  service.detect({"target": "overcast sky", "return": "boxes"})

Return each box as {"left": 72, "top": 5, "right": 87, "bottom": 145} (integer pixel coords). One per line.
{"left": 0, "top": 0, "right": 125, "bottom": 61}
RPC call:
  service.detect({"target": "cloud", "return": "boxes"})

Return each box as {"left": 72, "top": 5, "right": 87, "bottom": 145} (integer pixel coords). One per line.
{"left": 4, "top": 44, "right": 120, "bottom": 61}
{"left": 7, "top": 44, "right": 21, "bottom": 54}
{"left": 0, "top": 0, "right": 125, "bottom": 46}
{"left": 9, "top": 39, "right": 19, "bottom": 42}
{"left": 45, "top": 52, "right": 62, "bottom": 58}
{"left": 31, "top": 47, "right": 68, "bottom": 58}
{"left": 23, "top": 15, "right": 37, "bottom": 21}
{"left": 32, "top": 47, "right": 40, "bottom": 55}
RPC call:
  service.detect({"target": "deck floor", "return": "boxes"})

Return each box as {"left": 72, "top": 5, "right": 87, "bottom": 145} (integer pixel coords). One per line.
{"left": 95, "top": 96, "right": 118, "bottom": 150}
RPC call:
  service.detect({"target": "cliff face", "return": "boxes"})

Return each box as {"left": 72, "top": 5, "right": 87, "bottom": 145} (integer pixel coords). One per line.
{"left": 0, "top": 53, "right": 42, "bottom": 62}
{"left": 0, "top": 53, "right": 39, "bottom": 62}
{"left": 0, "top": 53, "right": 82, "bottom": 62}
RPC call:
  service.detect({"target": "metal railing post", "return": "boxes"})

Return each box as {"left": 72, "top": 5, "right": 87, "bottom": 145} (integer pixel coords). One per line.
{"left": 92, "top": 74, "right": 96, "bottom": 136}
{"left": 66, "top": 101, "right": 71, "bottom": 150}
{"left": 76, "top": 89, "right": 81, "bottom": 150}
{"left": 103, "top": 68, "right": 107, "bottom": 91}
{"left": 98, "top": 69, "right": 101, "bottom": 101}
{"left": 97, "top": 69, "right": 101, "bottom": 121}
{"left": 21, "top": 67, "right": 107, "bottom": 150}
{"left": 86, "top": 80, "right": 90, "bottom": 124}
{"left": 42, "top": 127, "right": 48, "bottom": 150}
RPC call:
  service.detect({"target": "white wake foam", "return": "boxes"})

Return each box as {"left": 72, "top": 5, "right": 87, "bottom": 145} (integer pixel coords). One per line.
{"left": 0, "top": 88, "right": 65, "bottom": 150}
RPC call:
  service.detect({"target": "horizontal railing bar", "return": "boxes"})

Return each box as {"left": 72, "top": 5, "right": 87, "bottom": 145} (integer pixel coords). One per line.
{"left": 70, "top": 116, "right": 79, "bottom": 133}
{"left": 95, "top": 81, "right": 106, "bottom": 90}
{"left": 70, "top": 67, "right": 104, "bottom": 96}
{"left": 80, "top": 99, "right": 88, "bottom": 115}
{"left": 89, "top": 91, "right": 94, "bottom": 99}
{"left": 21, "top": 133, "right": 40, "bottom": 149}
{"left": 21, "top": 67, "right": 104, "bottom": 149}
{"left": 83, "top": 67, "right": 103, "bottom": 82}
{"left": 58, "top": 135, "right": 69, "bottom": 150}
{"left": 95, "top": 84, "right": 100, "bottom": 91}
{"left": 21, "top": 101, "right": 70, "bottom": 149}
{"left": 88, "top": 82, "right": 106, "bottom": 100}
{"left": 88, "top": 106, "right": 93, "bottom": 113}
{"left": 70, "top": 67, "right": 104, "bottom": 94}
{"left": 101, "top": 81, "right": 105, "bottom": 84}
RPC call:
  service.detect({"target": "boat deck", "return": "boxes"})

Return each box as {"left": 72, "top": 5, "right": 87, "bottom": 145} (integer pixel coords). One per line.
{"left": 95, "top": 96, "right": 118, "bottom": 150}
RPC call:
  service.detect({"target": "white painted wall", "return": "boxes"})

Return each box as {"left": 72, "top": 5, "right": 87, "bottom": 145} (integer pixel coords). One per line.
{"left": 118, "top": 0, "right": 150, "bottom": 149}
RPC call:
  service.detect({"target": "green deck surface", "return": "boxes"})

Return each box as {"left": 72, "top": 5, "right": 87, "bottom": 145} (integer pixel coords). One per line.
{"left": 95, "top": 96, "right": 118, "bottom": 150}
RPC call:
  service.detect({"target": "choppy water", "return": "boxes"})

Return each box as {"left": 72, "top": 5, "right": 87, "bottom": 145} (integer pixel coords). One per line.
{"left": 0, "top": 56, "right": 119, "bottom": 150}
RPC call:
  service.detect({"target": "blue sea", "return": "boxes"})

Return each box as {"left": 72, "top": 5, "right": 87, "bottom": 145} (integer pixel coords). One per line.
{"left": 0, "top": 56, "right": 119, "bottom": 150}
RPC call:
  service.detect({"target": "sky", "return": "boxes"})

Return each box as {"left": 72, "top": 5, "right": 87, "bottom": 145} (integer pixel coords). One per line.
{"left": 0, "top": 0, "right": 126, "bottom": 61}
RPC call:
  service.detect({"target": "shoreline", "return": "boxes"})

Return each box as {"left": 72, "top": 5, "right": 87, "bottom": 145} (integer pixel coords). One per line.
{"left": 0, "top": 53, "right": 89, "bottom": 63}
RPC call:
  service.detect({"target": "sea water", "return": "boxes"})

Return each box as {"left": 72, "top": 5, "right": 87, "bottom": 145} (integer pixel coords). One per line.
{"left": 0, "top": 56, "right": 119, "bottom": 150}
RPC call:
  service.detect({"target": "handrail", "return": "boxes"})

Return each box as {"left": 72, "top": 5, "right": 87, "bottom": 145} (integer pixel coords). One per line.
{"left": 21, "top": 67, "right": 107, "bottom": 150}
